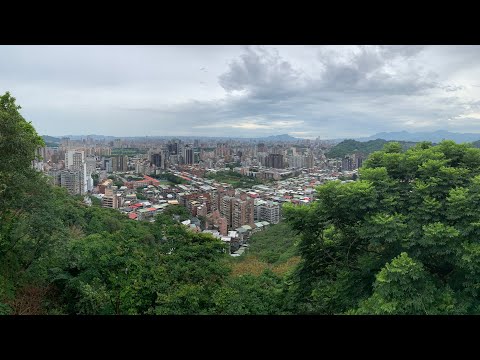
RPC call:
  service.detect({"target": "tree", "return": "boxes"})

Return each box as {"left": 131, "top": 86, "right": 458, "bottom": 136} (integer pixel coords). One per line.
{"left": 197, "top": 215, "right": 207, "bottom": 230}
{"left": 352, "top": 253, "right": 457, "bottom": 315}
{"left": 161, "top": 205, "right": 191, "bottom": 222}
{"left": 211, "top": 270, "right": 286, "bottom": 315}
{"left": 136, "top": 193, "right": 147, "bottom": 200}
{"left": 90, "top": 196, "right": 102, "bottom": 207}
{"left": 284, "top": 141, "right": 480, "bottom": 314}
{"left": 91, "top": 173, "right": 100, "bottom": 186}
{"left": 0, "top": 92, "right": 45, "bottom": 210}
{"left": 53, "top": 225, "right": 230, "bottom": 315}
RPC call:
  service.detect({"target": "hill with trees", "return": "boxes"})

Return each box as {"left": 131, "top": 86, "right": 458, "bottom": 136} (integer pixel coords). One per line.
{"left": 0, "top": 92, "right": 294, "bottom": 315}
{"left": 41, "top": 135, "right": 61, "bottom": 147}
{"left": 326, "top": 139, "right": 416, "bottom": 158}
{"left": 359, "top": 130, "right": 480, "bottom": 143}
{"left": 471, "top": 140, "right": 480, "bottom": 149}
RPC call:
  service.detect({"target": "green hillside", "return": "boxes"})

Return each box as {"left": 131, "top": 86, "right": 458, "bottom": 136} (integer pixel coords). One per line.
{"left": 327, "top": 138, "right": 416, "bottom": 158}
{"left": 42, "top": 135, "right": 61, "bottom": 146}
{"left": 246, "top": 222, "right": 299, "bottom": 265}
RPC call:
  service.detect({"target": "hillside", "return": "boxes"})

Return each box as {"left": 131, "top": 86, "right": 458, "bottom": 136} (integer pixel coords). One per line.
{"left": 472, "top": 140, "right": 480, "bottom": 148}
{"left": 230, "top": 222, "right": 301, "bottom": 277}
{"left": 257, "top": 134, "right": 300, "bottom": 141}
{"left": 359, "top": 130, "right": 480, "bottom": 143}
{"left": 326, "top": 139, "right": 416, "bottom": 158}
{"left": 42, "top": 135, "right": 61, "bottom": 147}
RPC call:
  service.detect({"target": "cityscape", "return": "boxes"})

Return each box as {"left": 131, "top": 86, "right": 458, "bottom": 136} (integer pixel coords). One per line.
{"left": 33, "top": 134, "right": 363, "bottom": 255}
{"left": 5, "top": 45, "right": 480, "bottom": 315}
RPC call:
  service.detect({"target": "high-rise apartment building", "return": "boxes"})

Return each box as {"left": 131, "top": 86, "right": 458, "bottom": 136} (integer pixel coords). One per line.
{"left": 168, "top": 142, "right": 178, "bottom": 155}
{"left": 305, "top": 154, "right": 314, "bottom": 169}
{"left": 65, "top": 150, "right": 91, "bottom": 193}
{"left": 151, "top": 152, "right": 165, "bottom": 169}
{"left": 245, "top": 196, "right": 255, "bottom": 226}
{"left": 257, "top": 153, "right": 268, "bottom": 167}
{"left": 104, "top": 158, "right": 112, "bottom": 173}
{"left": 103, "top": 186, "right": 118, "bottom": 209}
{"left": 266, "top": 154, "right": 284, "bottom": 169}
{"left": 290, "top": 155, "right": 305, "bottom": 169}
{"left": 205, "top": 210, "right": 228, "bottom": 236}
{"left": 221, "top": 196, "right": 234, "bottom": 228}
{"left": 111, "top": 155, "right": 128, "bottom": 172}
{"left": 60, "top": 170, "right": 83, "bottom": 195}
{"left": 216, "top": 143, "right": 229, "bottom": 158}
{"left": 184, "top": 146, "right": 194, "bottom": 165}
{"left": 259, "top": 201, "right": 280, "bottom": 224}
{"left": 342, "top": 156, "right": 354, "bottom": 171}
{"left": 65, "top": 150, "right": 85, "bottom": 170}
{"left": 355, "top": 155, "right": 363, "bottom": 169}
{"left": 232, "top": 198, "right": 247, "bottom": 230}
{"left": 257, "top": 143, "right": 267, "bottom": 153}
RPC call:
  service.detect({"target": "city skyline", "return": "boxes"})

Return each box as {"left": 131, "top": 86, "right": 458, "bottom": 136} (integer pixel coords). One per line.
{"left": 4, "top": 45, "right": 480, "bottom": 138}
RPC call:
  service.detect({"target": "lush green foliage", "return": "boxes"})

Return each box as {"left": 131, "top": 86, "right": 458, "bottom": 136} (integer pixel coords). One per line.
{"left": 91, "top": 173, "right": 99, "bottom": 186}
{"left": 225, "top": 162, "right": 242, "bottom": 170}
{"left": 160, "top": 205, "right": 191, "bottom": 222}
{"left": 154, "top": 173, "right": 187, "bottom": 184}
{"left": 136, "top": 193, "right": 147, "bottom": 200}
{"left": 246, "top": 222, "right": 299, "bottom": 265}
{"left": 54, "top": 220, "right": 230, "bottom": 315}
{"left": 285, "top": 141, "right": 480, "bottom": 314}
{"left": 471, "top": 140, "right": 480, "bottom": 149}
{"left": 210, "top": 270, "right": 286, "bottom": 315}
{"left": 327, "top": 139, "right": 416, "bottom": 159}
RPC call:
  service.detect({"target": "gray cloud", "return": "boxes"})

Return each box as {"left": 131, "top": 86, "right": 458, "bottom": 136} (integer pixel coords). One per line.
{"left": 1, "top": 45, "right": 480, "bottom": 138}
{"left": 218, "top": 46, "right": 304, "bottom": 99}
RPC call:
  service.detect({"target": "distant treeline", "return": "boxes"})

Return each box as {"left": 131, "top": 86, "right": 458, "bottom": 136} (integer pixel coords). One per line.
{"left": 153, "top": 173, "right": 188, "bottom": 184}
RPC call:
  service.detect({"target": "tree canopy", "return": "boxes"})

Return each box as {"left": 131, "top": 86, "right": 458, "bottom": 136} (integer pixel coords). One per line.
{"left": 285, "top": 140, "right": 480, "bottom": 314}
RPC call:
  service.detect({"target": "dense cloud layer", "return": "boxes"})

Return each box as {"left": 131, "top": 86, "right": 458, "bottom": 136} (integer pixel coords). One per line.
{"left": 1, "top": 45, "right": 480, "bottom": 138}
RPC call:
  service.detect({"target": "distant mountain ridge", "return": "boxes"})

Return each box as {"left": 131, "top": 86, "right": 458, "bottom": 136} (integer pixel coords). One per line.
{"left": 257, "top": 134, "right": 300, "bottom": 141}
{"left": 327, "top": 139, "right": 417, "bottom": 159}
{"left": 41, "top": 135, "right": 61, "bottom": 146}
{"left": 45, "top": 130, "right": 480, "bottom": 144}
{"left": 358, "top": 130, "right": 480, "bottom": 143}
{"left": 42, "top": 133, "right": 304, "bottom": 142}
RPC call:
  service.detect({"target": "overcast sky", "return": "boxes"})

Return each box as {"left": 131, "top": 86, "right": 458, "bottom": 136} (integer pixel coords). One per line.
{"left": 2, "top": 45, "right": 480, "bottom": 139}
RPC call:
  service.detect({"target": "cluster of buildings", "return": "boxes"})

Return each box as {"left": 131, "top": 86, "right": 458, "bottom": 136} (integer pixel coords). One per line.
{"left": 44, "top": 150, "right": 95, "bottom": 195}
{"left": 341, "top": 153, "right": 364, "bottom": 171}
{"left": 32, "top": 134, "right": 364, "bottom": 253}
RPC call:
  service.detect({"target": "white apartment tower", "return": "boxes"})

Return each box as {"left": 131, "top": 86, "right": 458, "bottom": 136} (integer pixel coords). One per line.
{"left": 65, "top": 150, "right": 93, "bottom": 194}
{"left": 257, "top": 200, "right": 280, "bottom": 224}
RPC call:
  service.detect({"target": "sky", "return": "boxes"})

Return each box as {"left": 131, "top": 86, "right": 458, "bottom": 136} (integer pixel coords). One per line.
{"left": 3, "top": 45, "right": 480, "bottom": 139}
